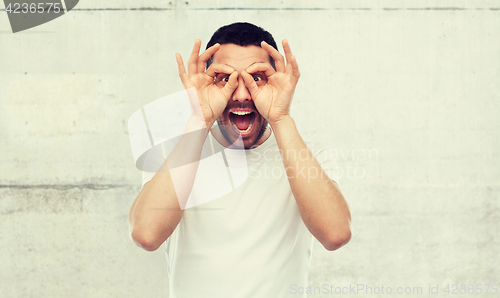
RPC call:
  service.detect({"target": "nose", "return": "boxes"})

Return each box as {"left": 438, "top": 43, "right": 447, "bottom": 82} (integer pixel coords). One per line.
{"left": 231, "top": 75, "right": 251, "bottom": 103}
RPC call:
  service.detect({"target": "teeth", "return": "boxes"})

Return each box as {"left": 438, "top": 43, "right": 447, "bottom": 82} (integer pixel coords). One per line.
{"left": 231, "top": 111, "right": 252, "bottom": 116}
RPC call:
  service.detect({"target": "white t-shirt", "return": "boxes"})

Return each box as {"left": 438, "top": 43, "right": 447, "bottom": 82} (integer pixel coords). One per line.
{"left": 141, "top": 129, "right": 339, "bottom": 298}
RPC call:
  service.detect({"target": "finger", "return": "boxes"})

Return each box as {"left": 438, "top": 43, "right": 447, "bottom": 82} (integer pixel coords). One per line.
{"left": 221, "top": 71, "right": 239, "bottom": 100}
{"left": 261, "top": 40, "right": 285, "bottom": 73}
{"left": 282, "top": 39, "right": 293, "bottom": 75}
{"left": 290, "top": 55, "right": 300, "bottom": 80}
{"left": 205, "top": 63, "right": 236, "bottom": 78}
{"left": 246, "top": 62, "right": 276, "bottom": 78}
{"left": 282, "top": 39, "right": 300, "bottom": 79}
{"left": 175, "top": 53, "right": 192, "bottom": 88}
{"left": 240, "top": 70, "right": 260, "bottom": 98}
{"left": 187, "top": 39, "right": 201, "bottom": 76}
{"left": 197, "top": 43, "right": 220, "bottom": 73}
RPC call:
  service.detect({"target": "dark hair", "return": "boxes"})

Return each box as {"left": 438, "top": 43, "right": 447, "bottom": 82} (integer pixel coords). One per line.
{"left": 205, "top": 22, "right": 278, "bottom": 70}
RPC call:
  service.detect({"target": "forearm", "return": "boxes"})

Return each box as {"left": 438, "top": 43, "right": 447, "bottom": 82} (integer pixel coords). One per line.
{"left": 128, "top": 117, "right": 211, "bottom": 251}
{"left": 129, "top": 171, "right": 183, "bottom": 251}
{"left": 270, "top": 116, "right": 351, "bottom": 251}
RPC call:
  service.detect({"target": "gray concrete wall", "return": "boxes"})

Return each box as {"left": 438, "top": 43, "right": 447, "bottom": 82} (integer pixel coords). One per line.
{"left": 1, "top": 0, "right": 499, "bottom": 297}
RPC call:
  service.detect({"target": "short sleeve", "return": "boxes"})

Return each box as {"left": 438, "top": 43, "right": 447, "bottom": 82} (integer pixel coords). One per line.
{"left": 309, "top": 143, "right": 340, "bottom": 185}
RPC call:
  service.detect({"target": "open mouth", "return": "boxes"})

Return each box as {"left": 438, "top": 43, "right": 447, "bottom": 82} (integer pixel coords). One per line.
{"left": 229, "top": 110, "right": 256, "bottom": 134}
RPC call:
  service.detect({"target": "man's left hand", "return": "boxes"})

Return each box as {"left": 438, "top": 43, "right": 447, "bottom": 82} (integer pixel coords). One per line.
{"left": 241, "top": 39, "right": 300, "bottom": 125}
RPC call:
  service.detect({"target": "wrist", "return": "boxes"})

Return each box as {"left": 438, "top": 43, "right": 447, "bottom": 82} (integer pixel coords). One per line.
{"left": 269, "top": 115, "right": 295, "bottom": 132}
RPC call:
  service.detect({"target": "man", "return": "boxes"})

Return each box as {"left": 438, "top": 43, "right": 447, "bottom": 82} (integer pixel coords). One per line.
{"left": 128, "top": 22, "right": 351, "bottom": 297}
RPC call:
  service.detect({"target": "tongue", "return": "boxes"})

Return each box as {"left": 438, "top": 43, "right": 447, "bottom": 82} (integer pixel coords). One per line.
{"left": 234, "top": 114, "right": 252, "bottom": 130}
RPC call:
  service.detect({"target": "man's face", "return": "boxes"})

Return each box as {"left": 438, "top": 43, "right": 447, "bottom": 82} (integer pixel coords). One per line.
{"left": 212, "top": 44, "right": 271, "bottom": 149}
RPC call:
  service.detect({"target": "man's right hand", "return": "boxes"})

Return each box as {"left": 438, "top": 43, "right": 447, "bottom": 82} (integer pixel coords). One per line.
{"left": 175, "top": 40, "right": 238, "bottom": 127}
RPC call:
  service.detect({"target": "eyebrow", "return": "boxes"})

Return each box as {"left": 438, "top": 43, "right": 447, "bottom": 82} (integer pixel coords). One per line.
{"left": 225, "top": 61, "right": 264, "bottom": 70}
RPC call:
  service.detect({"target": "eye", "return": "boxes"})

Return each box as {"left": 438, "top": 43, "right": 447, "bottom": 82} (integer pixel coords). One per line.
{"left": 253, "top": 75, "right": 262, "bottom": 82}
{"left": 214, "top": 74, "right": 229, "bottom": 84}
